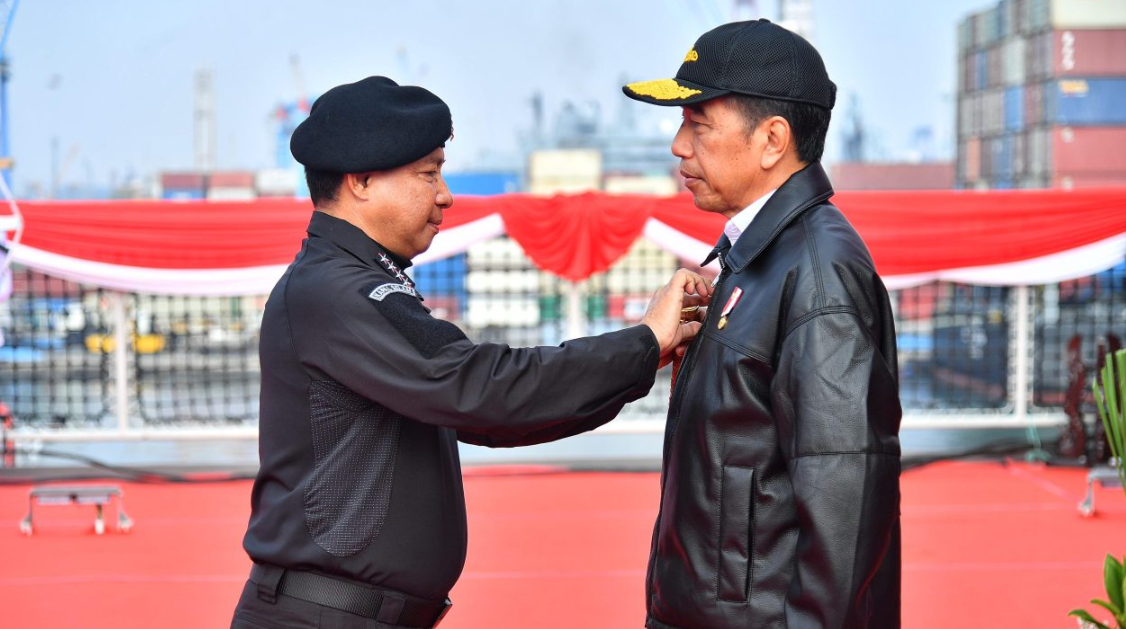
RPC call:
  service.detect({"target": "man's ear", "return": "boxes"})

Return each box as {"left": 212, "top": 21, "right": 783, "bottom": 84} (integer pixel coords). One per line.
{"left": 760, "top": 116, "right": 792, "bottom": 170}
{"left": 343, "top": 172, "right": 373, "bottom": 201}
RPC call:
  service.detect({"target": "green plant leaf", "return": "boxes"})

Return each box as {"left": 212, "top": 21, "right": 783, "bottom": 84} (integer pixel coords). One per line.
{"left": 1111, "top": 353, "right": 1126, "bottom": 448}
{"left": 1091, "top": 598, "right": 1121, "bottom": 618}
{"left": 1068, "top": 608, "right": 1110, "bottom": 629}
{"left": 1108, "top": 555, "right": 1126, "bottom": 613}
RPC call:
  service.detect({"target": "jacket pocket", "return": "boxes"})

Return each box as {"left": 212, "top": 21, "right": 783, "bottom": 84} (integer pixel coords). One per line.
{"left": 717, "top": 464, "right": 754, "bottom": 602}
{"left": 303, "top": 380, "right": 401, "bottom": 557}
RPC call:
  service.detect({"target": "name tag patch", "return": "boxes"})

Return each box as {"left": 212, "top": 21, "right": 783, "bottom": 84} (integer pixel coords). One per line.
{"left": 368, "top": 283, "right": 420, "bottom": 301}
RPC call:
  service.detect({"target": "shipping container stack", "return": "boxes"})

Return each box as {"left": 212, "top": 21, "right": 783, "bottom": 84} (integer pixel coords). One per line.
{"left": 957, "top": 0, "right": 1126, "bottom": 190}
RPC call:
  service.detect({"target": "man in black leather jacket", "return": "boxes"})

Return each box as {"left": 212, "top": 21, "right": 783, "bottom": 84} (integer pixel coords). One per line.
{"left": 623, "top": 20, "right": 902, "bottom": 629}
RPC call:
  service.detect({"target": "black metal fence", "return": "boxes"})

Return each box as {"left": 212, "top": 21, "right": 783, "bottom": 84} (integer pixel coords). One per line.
{"left": 1, "top": 241, "right": 1123, "bottom": 431}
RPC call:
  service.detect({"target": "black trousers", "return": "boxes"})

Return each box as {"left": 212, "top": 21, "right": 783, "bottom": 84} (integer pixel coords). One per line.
{"left": 231, "top": 580, "right": 408, "bottom": 629}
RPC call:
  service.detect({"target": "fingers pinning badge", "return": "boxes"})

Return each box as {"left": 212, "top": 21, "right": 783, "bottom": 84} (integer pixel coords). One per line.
{"left": 680, "top": 305, "right": 700, "bottom": 322}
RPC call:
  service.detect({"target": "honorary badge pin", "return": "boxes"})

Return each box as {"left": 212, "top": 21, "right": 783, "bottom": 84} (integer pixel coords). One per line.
{"left": 717, "top": 287, "right": 743, "bottom": 330}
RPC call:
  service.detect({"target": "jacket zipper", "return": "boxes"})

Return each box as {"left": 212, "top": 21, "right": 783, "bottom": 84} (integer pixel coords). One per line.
{"left": 648, "top": 265, "right": 729, "bottom": 608}
{"left": 662, "top": 265, "right": 728, "bottom": 466}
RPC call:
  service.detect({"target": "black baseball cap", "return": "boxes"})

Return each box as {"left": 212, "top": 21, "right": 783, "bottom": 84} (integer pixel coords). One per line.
{"left": 623, "top": 19, "right": 836, "bottom": 110}
{"left": 291, "top": 76, "right": 452, "bottom": 173}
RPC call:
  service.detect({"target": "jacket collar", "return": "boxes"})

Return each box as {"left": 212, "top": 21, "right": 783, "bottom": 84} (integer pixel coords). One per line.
{"left": 306, "top": 211, "right": 413, "bottom": 271}
{"left": 701, "top": 162, "right": 834, "bottom": 273}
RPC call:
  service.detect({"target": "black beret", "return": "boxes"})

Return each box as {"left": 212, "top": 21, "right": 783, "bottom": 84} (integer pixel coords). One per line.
{"left": 290, "top": 76, "right": 452, "bottom": 172}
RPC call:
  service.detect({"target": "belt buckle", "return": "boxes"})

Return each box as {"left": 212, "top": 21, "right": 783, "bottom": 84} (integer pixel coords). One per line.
{"left": 431, "top": 598, "right": 452, "bottom": 627}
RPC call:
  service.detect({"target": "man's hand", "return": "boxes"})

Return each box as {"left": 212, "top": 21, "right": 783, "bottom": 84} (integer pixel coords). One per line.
{"left": 642, "top": 269, "right": 713, "bottom": 368}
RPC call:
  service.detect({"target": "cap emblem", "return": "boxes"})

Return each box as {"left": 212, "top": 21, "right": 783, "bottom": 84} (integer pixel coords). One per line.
{"left": 624, "top": 79, "right": 702, "bottom": 101}
{"left": 683, "top": 49, "right": 699, "bottom": 63}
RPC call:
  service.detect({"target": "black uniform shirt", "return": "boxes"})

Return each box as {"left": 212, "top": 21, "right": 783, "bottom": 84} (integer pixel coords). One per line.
{"left": 243, "top": 211, "right": 660, "bottom": 601}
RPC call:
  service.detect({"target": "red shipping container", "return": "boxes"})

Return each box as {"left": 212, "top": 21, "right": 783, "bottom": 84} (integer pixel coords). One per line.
{"left": 1052, "top": 126, "right": 1126, "bottom": 174}
{"left": 1052, "top": 173, "right": 1126, "bottom": 188}
{"left": 160, "top": 172, "right": 205, "bottom": 189}
{"left": 209, "top": 171, "right": 255, "bottom": 188}
{"left": 1053, "top": 29, "right": 1126, "bottom": 76}
{"left": 830, "top": 163, "right": 955, "bottom": 190}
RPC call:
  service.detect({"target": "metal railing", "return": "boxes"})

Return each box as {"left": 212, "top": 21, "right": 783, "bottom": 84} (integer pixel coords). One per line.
{"left": 1, "top": 237, "right": 1123, "bottom": 441}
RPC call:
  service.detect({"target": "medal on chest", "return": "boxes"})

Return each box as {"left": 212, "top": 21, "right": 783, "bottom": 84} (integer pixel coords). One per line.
{"left": 717, "top": 287, "right": 743, "bottom": 330}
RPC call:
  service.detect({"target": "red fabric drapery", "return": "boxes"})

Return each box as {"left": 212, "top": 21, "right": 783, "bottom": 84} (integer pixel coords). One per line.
{"left": 9, "top": 188, "right": 1126, "bottom": 288}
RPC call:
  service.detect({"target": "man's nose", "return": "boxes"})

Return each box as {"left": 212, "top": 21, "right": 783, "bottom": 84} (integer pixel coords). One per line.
{"left": 436, "top": 177, "right": 454, "bottom": 209}
{"left": 671, "top": 121, "right": 692, "bottom": 159}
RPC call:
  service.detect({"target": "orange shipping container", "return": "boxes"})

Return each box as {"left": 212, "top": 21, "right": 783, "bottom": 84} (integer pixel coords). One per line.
{"left": 966, "top": 137, "right": 982, "bottom": 181}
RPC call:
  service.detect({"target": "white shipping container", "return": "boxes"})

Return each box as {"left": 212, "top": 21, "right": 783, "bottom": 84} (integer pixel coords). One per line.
{"left": 982, "top": 89, "right": 1005, "bottom": 135}
{"left": 1001, "top": 0, "right": 1018, "bottom": 38}
{"left": 206, "top": 187, "right": 256, "bottom": 201}
{"left": 603, "top": 175, "right": 678, "bottom": 195}
{"left": 1028, "top": 127, "right": 1050, "bottom": 175}
{"left": 1027, "top": 0, "right": 1051, "bottom": 31}
{"left": 1051, "top": 0, "right": 1126, "bottom": 28}
{"left": 529, "top": 178, "right": 600, "bottom": 195}
{"left": 255, "top": 169, "right": 299, "bottom": 195}
{"left": 959, "top": 94, "right": 982, "bottom": 137}
{"left": 1016, "top": 0, "right": 1032, "bottom": 34}
{"left": 466, "top": 269, "right": 540, "bottom": 293}
{"left": 1003, "top": 37, "right": 1027, "bottom": 86}
{"left": 528, "top": 149, "right": 602, "bottom": 182}
{"left": 959, "top": 18, "right": 973, "bottom": 53}
{"left": 467, "top": 237, "right": 533, "bottom": 269}
{"left": 466, "top": 297, "right": 539, "bottom": 328}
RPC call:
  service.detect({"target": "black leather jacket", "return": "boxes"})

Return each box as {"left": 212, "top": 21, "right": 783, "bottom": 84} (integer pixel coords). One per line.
{"left": 646, "top": 163, "right": 902, "bottom": 629}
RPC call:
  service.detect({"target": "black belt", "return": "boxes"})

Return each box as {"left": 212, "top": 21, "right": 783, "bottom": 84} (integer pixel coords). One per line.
{"left": 250, "top": 563, "right": 451, "bottom": 628}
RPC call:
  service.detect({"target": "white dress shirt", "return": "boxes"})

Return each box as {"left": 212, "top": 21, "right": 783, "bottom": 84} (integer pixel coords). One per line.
{"left": 723, "top": 189, "right": 777, "bottom": 245}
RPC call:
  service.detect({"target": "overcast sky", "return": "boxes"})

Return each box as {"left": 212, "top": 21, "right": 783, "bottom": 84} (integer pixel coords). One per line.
{"left": 10, "top": 0, "right": 988, "bottom": 195}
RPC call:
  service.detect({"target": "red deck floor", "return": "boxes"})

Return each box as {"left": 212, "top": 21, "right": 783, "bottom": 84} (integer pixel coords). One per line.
{"left": 0, "top": 460, "right": 1122, "bottom": 628}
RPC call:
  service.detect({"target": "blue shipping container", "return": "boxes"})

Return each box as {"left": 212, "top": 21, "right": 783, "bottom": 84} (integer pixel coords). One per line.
{"left": 1048, "top": 78, "right": 1126, "bottom": 126}
{"left": 1004, "top": 87, "right": 1024, "bottom": 132}
{"left": 162, "top": 188, "right": 205, "bottom": 200}
{"left": 993, "top": 136, "right": 1014, "bottom": 179}
{"left": 444, "top": 172, "right": 521, "bottom": 196}
{"left": 413, "top": 254, "right": 467, "bottom": 296}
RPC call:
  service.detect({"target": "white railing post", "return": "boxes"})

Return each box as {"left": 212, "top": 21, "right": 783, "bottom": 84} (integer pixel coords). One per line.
{"left": 110, "top": 291, "right": 130, "bottom": 434}
{"left": 1012, "top": 285, "right": 1047, "bottom": 459}
{"left": 563, "top": 280, "right": 587, "bottom": 341}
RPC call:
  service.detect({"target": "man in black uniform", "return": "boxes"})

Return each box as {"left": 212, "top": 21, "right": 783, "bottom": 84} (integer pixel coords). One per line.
{"left": 231, "top": 76, "right": 712, "bottom": 629}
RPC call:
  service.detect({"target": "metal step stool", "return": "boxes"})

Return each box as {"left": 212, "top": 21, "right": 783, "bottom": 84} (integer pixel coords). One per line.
{"left": 20, "top": 486, "right": 134, "bottom": 535}
{"left": 1079, "top": 467, "right": 1123, "bottom": 517}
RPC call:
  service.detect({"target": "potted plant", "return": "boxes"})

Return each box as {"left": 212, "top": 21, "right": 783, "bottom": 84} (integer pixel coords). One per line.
{"left": 1069, "top": 554, "right": 1126, "bottom": 628}
{"left": 1092, "top": 347, "right": 1126, "bottom": 497}
{"left": 1073, "top": 349, "right": 1126, "bottom": 628}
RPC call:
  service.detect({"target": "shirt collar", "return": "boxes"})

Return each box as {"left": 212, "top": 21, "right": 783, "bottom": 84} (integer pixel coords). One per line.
{"left": 723, "top": 189, "right": 777, "bottom": 245}
{"left": 306, "top": 211, "right": 413, "bottom": 271}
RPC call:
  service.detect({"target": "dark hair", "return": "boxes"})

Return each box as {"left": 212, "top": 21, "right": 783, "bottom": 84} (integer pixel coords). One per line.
{"left": 305, "top": 169, "right": 344, "bottom": 207}
{"left": 729, "top": 94, "right": 831, "bottom": 163}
